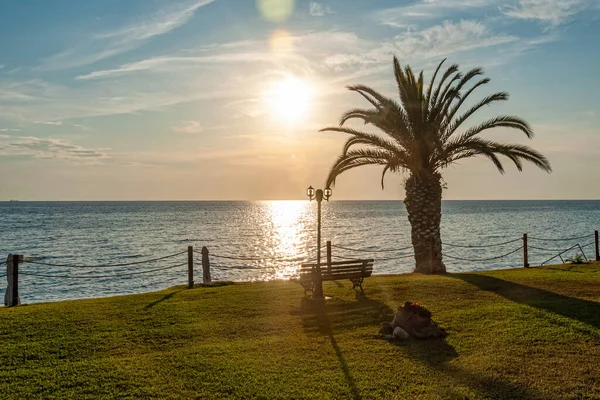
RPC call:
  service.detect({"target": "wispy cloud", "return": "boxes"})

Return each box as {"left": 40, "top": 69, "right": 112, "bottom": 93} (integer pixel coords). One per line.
{"left": 40, "top": 0, "right": 215, "bottom": 70}
{"left": 0, "top": 135, "right": 109, "bottom": 164}
{"left": 501, "top": 0, "right": 587, "bottom": 25}
{"left": 0, "top": 128, "right": 21, "bottom": 132}
{"left": 324, "top": 21, "right": 517, "bottom": 70}
{"left": 172, "top": 120, "right": 203, "bottom": 134}
{"left": 309, "top": 1, "right": 334, "bottom": 17}
{"left": 373, "top": 0, "right": 495, "bottom": 27}
{"left": 34, "top": 121, "right": 63, "bottom": 126}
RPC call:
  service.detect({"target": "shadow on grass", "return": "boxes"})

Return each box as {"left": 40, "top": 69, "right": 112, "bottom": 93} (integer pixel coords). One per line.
{"left": 436, "top": 365, "right": 544, "bottom": 399}
{"left": 450, "top": 273, "right": 600, "bottom": 329}
{"left": 294, "top": 289, "right": 547, "bottom": 399}
{"left": 144, "top": 290, "right": 183, "bottom": 309}
{"left": 297, "top": 295, "right": 394, "bottom": 400}
{"left": 297, "top": 295, "right": 394, "bottom": 334}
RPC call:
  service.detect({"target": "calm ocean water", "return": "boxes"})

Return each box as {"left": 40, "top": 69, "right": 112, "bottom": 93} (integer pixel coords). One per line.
{"left": 1, "top": 200, "right": 599, "bottom": 305}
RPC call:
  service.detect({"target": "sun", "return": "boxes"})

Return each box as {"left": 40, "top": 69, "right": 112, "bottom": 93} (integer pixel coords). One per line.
{"left": 267, "top": 76, "right": 314, "bottom": 122}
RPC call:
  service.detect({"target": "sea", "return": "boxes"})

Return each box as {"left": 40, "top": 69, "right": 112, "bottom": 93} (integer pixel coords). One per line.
{"left": 1, "top": 200, "right": 599, "bottom": 305}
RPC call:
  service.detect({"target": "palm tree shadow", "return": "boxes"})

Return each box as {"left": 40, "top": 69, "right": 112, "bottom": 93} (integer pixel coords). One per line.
{"left": 449, "top": 273, "right": 600, "bottom": 330}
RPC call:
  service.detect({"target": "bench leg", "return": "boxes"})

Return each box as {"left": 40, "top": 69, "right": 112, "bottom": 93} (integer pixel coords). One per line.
{"left": 350, "top": 277, "right": 364, "bottom": 292}
{"left": 300, "top": 281, "right": 315, "bottom": 295}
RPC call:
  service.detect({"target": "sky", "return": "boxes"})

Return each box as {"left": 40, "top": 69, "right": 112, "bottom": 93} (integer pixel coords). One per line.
{"left": 0, "top": 0, "right": 599, "bottom": 201}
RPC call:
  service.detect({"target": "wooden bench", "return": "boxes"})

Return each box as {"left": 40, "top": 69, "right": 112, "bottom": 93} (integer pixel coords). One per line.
{"left": 297, "top": 259, "right": 374, "bottom": 294}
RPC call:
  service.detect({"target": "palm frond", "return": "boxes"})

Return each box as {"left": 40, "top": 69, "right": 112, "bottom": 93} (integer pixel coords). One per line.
{"left": 425, "top": 59, "right": 446, "bottom": 112}
{"left": 441, "top": 77, "right": 491, "bottom": 137}
{"left": 325, "top": 149, "right": 394, "bottom": 187}
{"left": 447, "top": 116, "right": 534, "bottom": 147}
{"left": 319, "top": 126, "right": 406, "bottom": 155}
{"left": 446, "top": 138, "right": 552, "bottom": 173}
{"left": 444, "top": 92, "right": 509, "bottom": 138}
{"left": 430, "top": 63, "right": 459, "bottom": 110}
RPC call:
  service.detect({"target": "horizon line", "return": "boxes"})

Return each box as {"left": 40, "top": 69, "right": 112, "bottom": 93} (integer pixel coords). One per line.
{"left": 2, "top": 199, "right": 600, "bottom": 202}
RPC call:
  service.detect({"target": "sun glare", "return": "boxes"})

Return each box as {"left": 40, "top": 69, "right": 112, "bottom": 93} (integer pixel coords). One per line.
{"left": 268, "top": 76, "right": 314, "bottom": 122}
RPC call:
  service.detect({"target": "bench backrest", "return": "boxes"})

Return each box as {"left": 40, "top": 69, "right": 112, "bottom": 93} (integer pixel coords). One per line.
{"left": 299, "top": 259, "right": 374, "bottom": 279}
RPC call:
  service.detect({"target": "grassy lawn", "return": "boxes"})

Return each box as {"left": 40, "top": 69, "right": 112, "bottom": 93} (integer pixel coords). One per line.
{"left": 1, "top": 264, "right": 600, "bottom": 399}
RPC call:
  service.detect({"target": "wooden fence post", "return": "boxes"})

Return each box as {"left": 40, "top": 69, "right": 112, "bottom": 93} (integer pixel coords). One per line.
{"left": 595, "top": 230, "right": 599, "bottom": 262}
{"left": 523, "top": 234, "right": 529, "bottom": 268}
{"left": 326, "top": 241, "right": 332, "bottom": 274}
{"left": 201, "top": 246, "right": 211, "bottom": 283}
{"left": 187, "top": 246, "right": 194, "bottom": 289}
{"left": 4, "top": 254, "right": 21, "bottom": 307}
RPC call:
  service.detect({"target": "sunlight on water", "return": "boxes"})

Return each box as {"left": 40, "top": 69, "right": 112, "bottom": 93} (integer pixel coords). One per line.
{"left": 265, "top": 200, "right": 311, "bottom": 279}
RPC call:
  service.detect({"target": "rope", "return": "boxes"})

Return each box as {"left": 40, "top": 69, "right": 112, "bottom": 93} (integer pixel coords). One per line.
{"left": 528, "top": 234, "right": 593, "bottom": 242}
{"left": 330, "top": 244, "right": 413, "bottom": 253}
{"left": 24, "top": 251, "right": 187, "bottom": 268}
{"left": 442, "top": 237, "right": 521, "bottom": 248}
{"left": 331, "top": 255, "right": 362, "bottom": 261}
{"left": 19, "top": 262, "right": 187, "bottom": 279}
{"left": 211, "top": 264, "right": 260, "bottom": 270}
{"left": 332, "top": 254, "right": 413, "bottom": 261}
{"left": 375, "top": 254, "right": 415, "bottom": 261}
{"left": 207, "top": 253, "right": 314, "bottom": 263}
{"left": 443, "top": 246, "right": 523, "bottom": 262}
{"left": 529, "top": 245, "right": 572, "bottom": 252}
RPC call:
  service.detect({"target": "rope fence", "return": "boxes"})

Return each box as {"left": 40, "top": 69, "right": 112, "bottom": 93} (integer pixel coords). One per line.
{"left": 3, "top": 229, "right": 599, "bottom": 307}
{"left": 19, "top": 262, "right": 188, "bottom": 280}
{"left": 442, "top": 246, "right": 524, "bottom": 262}
{"left": 25, "top": 251, "right": 187, "bottom": 268}
{"left": 331, "top": 244, "right": 413, "bottom": 253}
{"left": 442, "top": 237, "right": 521, "bottom": 248}
{"left": 528, "top": 234, "right": 594, "bottom": 242}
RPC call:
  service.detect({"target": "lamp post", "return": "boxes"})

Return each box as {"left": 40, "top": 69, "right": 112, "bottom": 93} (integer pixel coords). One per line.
{"left": 307, "top": 186, "right": 332, "bottom": 298}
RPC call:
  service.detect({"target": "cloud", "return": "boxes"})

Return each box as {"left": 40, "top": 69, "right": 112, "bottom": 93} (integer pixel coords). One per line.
{"left": 0, "top": 128, "right": 21, "bottom": 132}
{"left": 0, "top": 23, "right": 544, "bottom": 122}
{"left": 324, "top": 21, "right": 517, "bottom": 70}
{"left": 0, "top": 135, "right": 109, "bottom": 164}
{"left": 501, "top": 0, "right": 587, "bottom": 25}
{"left": 309, "top": 1, "right": 333, "bottom": 16}
{"left": 373, "top": 0, "right": 495, "bottom": 27}
{"left": 33, "top": 121, "right": 63, "bottom": 126}
{"left": 40, "top": 0, "right": 215, "bottom": 70}
{"left": 172, "top": 120, "right": 203, "bottom": 134}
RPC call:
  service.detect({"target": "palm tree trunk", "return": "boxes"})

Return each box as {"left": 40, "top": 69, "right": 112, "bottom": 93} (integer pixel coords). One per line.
{"left": 404, "top": 171, "right": 446, "bottom": 274}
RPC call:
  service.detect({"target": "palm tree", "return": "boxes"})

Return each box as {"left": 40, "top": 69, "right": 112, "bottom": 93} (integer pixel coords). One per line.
{"left": 321, "top": 57, "right": 552, "bottom": 274}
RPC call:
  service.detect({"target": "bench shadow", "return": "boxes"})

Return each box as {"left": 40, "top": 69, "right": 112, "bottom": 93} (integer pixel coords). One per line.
{"left": 297, "top": 295, "right": 395, "bottom": 400}
{"left": 449, "top": 273, "right": 600, "bottom": 329}
{"left": 144, "top": 289, "right": 183, "bottom": 310}
{"left": 297, "top": 295, "right": 394, "bottom": 334}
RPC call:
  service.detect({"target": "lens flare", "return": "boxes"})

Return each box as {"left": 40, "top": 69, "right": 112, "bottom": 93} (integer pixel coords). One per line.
{"left": 269, "top": 29, "right": 293, "bottom": 53}
{"left": 256, "top": 0, "right": 295, "bottom": 22}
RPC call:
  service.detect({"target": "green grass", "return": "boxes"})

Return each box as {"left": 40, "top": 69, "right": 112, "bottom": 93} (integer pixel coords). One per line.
{"left": 2, "top": 264, "right": 600, "bottom": 399}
